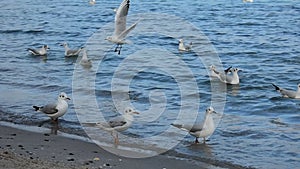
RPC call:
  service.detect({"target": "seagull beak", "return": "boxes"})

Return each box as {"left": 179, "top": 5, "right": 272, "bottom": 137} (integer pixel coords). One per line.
{"left": 212, "top": 111, "right": 217, "bottom": 114}
{"left": 66, "top": 97, "right": 71, "bottom": 100}
{"left": 133, "top": 111, "right": 140, "bottom": 115}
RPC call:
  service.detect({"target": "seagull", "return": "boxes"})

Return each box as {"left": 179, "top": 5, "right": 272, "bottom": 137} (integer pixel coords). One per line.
{"left": 272, "top": 83, "right": 300, "bottom": 99}
{"left": 33, "top": 92, "right": 70, "bottom": 122}
{"left": 212, "top": 67, "right": 241, "bottom": 85}
{"left": 178, "top": 39, "right": 192, "bottom": 52}
{"left": 27, "top": 45, "right": 50, "bottom": 56}
{"left": 209, "top": 65, "right": 232, "bottom": 78}
{"left": 80, "top": 48, "right": 92, "bottom": 67}
{"left": 243, "top": 0, "right": 253, "bottom": 3}
{"left": 89, "top": 0, "right": 96, "bottom": 5}
{"left": 60, "top": 42, "right": 83, "bottom": 57}
{"left": 172, "top": 107, "right": 217, "bottom": 144}
{"left": 87, "top": 107, "right": 139, "bottom": 144}
{"left": 105, "top": 0, "right": 138, "bottom": 55}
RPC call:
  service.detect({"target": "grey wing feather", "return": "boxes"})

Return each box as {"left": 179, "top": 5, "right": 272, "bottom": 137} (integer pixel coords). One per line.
{"left": 117, "top": 21, "right": 138, "bottom": 40}
{"left": 114, "top": 0, "right": 130, "bottom": 36}
{"left": 280, "top": 89, "right": 296, "bottom": 98}
{"left": 40, "top": 103, "right": 58, "bottom": 114}
{"left": 172, "top": 123, "right": 203, "bottom": 132}
{"left": 28, "top": 48, "right": 39, "bottom": 55}
{"left": 108, "top": 115, "right": 127, "bottom": 128}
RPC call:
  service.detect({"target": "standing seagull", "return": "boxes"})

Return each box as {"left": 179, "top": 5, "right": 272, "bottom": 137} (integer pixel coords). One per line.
{"left": 33, "top": 92, "right": 70, "bottom": 122}
{"left": 89, "top": 107, "right": 139, "bottom": 144}
{"left": 272, "top": 83, "right": 300, "bottom": 99}
{"left": 178, "top": 39, "right": 192, "bottom": 52}
{"left": 212, "top": 67, "right": 241, "bottom": 85}
{"left": 27, "top": 45, "right": 50, "bottom": 56}
{"left": 105, "top": 0, "right": 138, "bottom": 55}
{"left": 60, "top": 42, "right": 83, "bottom": 57}
{"left": 172, "top": 107, "right": 217, "bottom": 144}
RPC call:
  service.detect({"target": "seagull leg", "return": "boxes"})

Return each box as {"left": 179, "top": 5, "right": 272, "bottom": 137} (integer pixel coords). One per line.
{"left": 195, "top": 138, "right": 199, "bottom": 144}
{"left": 203, "top": 137, "right": 206, "bottom": 144}
{"left": 114, "top": 45, "right": 119, "bottom": 52}
{"left": 118, "top": 45, "right": 122, "bottom": 55}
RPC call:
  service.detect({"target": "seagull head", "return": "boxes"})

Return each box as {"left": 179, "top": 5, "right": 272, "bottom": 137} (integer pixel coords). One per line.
{"left": 43, "top": 45, "right": 50, "bottom": 50}
{"left": 298, "top": 84, "right": 300, "bottom": 90}
{"left": 206, "top": 107, "right": 217, "bottom": 114}
{"left": 60, "top": 42, "right": 68, "bottom": 47}
{"left": 105, "top": 36, "right": 113, "bottom": 42}
{"left": 58, "top": 92, "right": 71, "bottom": 101}
{"left": 231, "top": 68, "right": 241, "bottom": 73}
{"left": 209, "top": 65, "right": 216, "bottom": 70}
{"left": 178, "top": 39, "right": 184, "bottom": 44}
{"left": 124, "top": 107, "right": 139, "bottom": 115}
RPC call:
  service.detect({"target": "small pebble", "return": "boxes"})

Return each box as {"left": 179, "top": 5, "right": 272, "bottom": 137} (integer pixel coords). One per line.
{"left": 69, "top": 152, "right": 74, "bottom": 155}
{"left": 93, "top": 157, "right": 100, "bottom": 161}
{"left": 118, "top": 159, "right": 122, "bottom": 162}
{"left": 67, "top": 158, "right": 75, "bottom": 162}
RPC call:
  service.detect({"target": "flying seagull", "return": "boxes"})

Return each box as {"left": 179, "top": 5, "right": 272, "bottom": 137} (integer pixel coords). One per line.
{"left": 105, "top": 0, "right": 138, "bottom": 55}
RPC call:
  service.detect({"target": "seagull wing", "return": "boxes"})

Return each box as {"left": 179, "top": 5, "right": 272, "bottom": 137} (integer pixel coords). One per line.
{"left": 27, "top": 48, "right": 40, "bottom": 55}
{"left": 114, "top": 0, "right": 130, "bottom": 37}
{"left": 117, "top": 21, "right": 138, "bottom": 40}
{"left": 279, "top": 88, "right": 296, "bottom": 98}
{"left": 109, "top": 116, "right": 127, "bottom": 128}
{"left": 40, "top": 103, "right": 58, "bottom": 115}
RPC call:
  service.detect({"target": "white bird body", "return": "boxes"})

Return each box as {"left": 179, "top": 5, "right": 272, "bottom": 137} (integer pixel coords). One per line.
{"left": 272, "top": 83, "right": 300, "bottom": 99}
{"left": 33, "top": 92, "right": 70, "bottom": 121}
{"left": 172, "top": 107, "right": 217, "bottom": 143}
{"left": 212, "top": 67, "right": 241, "bottom": 85}
{"left": 106, "top": 0, "right": 138, "bottom": 55}
{"left": 178, "top": 39, "right": 192, "bottom": 52}
{"left": 27, "top": 45, "right": 50, "bottom": 56}
{"left": 61, "top": 42, "right": 83, "bottom": 57}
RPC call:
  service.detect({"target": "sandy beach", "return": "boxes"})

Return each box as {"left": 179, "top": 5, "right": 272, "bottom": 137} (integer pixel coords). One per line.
{"left": 0, "top": 124, "right": 220, "bottom": 169}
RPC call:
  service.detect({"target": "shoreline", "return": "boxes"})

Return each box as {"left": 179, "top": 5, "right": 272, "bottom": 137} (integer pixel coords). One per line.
{"left": 0, "top": 122, "right": 219, "bottom": 169}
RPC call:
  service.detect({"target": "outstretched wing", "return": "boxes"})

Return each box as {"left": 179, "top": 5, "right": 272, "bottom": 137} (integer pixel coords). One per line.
{"left": 114, "top": 0, "right": 130, "bottom": 37}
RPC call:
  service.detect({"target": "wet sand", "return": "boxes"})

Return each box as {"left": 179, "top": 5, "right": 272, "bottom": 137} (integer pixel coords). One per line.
{"left": 0, "top": 124, "right": 217, "bottom": 169}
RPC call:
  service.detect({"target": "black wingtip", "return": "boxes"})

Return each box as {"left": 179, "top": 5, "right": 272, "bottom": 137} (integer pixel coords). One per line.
{"left": 33, "top": 106, "right": 40, "bottom": 111}
{"left": 272, "top": 83, "right": 280, "bottom": 91}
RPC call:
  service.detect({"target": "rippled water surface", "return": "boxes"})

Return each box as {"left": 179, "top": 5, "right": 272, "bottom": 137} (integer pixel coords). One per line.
{"left": 1, "top": 0, "right": 300, "bottom": 168}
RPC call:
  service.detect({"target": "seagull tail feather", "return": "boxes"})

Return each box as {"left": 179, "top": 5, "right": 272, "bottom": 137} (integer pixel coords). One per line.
{"left": 171, "top": 123, "right": 183, "bottom": 129}
{"left": 272, "top": 83, "right": 280, "bottom": 91}
{"left": 33, "top": 106, "right": 41, "bottom": 111}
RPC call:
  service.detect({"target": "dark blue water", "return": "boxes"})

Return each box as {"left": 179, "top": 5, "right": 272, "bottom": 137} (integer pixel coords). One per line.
{"left": 1, "top": 0, "right": 300, "bottom": 168}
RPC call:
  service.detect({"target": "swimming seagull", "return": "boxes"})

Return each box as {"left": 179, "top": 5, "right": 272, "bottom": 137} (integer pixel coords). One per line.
{"left": 33, "top": 92, "right": 70, "bottom": 122}
{"left": 272, "top": 83, "right": 300, "bottom": 99}
{"left": 211, "top": 66, "right": 241, "bottom": 85}
{"left": 80, "top": 48, "right": 92, "bottom": 67}
{"left": 88, "top": 107, "right": 139, "bottom": 144}
{"left": 105, "top": 0, "right": 138, "bottom": 55}
{"left": 172, "top": 107, "right": 217, "bottom": 144}
{"left": 60, "top": 42, "right": 83, "bottom": 57}
{"left": 178, "top": 39, "right": 192, "bottom": 52}
{"left": 209, "top": 65, "right": 232, "bottom": 78}
{"left": 27, "top": 45, "right": 50, "bottom": 56}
